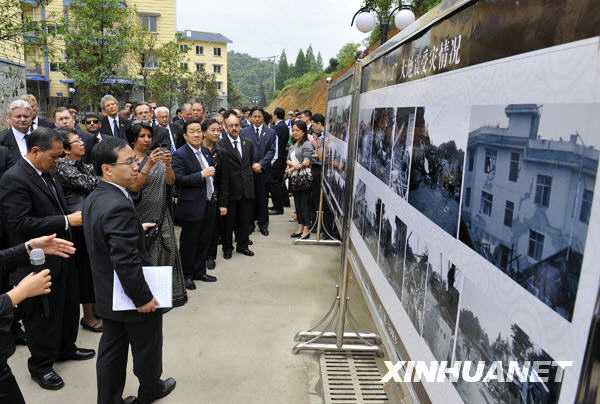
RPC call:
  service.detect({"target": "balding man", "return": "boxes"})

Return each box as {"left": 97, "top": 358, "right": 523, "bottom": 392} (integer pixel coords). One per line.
{"left": 0, "top": 100, "right": 34, "bottom": 163}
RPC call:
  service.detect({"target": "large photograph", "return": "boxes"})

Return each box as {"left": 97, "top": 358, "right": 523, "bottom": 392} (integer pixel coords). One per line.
{"left": 408, "top": 106, "right": 466, "bottom": 237}
{"left": 326, "top": 102, "right": 351, "bottom": 142}
{"left": 459, "top": 103, "right": 600, "bottom": 321}
{"left": 353, "top": 179, "right": 367, "bottom": 236}
{"left": 390, "top": 107, "right": 417, "bottom": 199}
{"left": 422, "top": 255, "right": 462, "bottom": 363}
{"left": 352, "top": 178, "right": 382, "bottom": 260}
{"left": 454, "top": 279, "right": 563, "bottom": 404}
{"left": 357, "top": 108, "right": 374, "bottom": 170}
{"left": 370, "top": 108, "right": 396, "bottom": 184}
{"left": 323, "top": 136, "right": 347, "bottom": 215}
{"left": 378, "top": 201, "right": 408, "bottom": 300}
{"left": 401, "top": 230, "right": 429, "bottom": 334}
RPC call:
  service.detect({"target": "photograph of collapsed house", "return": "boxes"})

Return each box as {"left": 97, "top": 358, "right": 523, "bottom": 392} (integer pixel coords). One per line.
{"left": 401, "top": 231, "right": 430, "bottom": 334}
{"left": 390, "top": 107, "right": 417, "bottom": 199}
{"left": 324, "top": 138, "right": 348, "bottom": 214}
{"left": 459, "top": 103, "right": 599, "bottom": 321}
{"left": 378, "top": 202, "right": 408, "bottom": 299}
{"left": 370, "top": 108, "right": 396, "bottom": 184}
{"left": 454, "top": 279, "right": 562, "bottom": 404}
{"left": 326, "top": 103, "right": 351, "bottom": 142}
{"left": 353, "top": 179, "right": 367, "bottom": 236}
{"left": 422, "top": 256, "right": 461, "bottom": 363}
{"left": 357, "top": 109, "right": 374, "bottom": 170}
{"left": 408, "top": 106, "right": 466, "bottom": 237}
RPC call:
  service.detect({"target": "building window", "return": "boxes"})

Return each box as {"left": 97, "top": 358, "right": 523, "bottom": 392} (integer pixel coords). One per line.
{"left": 498, "top": 244, "right": 511, "bottom": 271}
{"left": 504, "top": 200, "right": 514, "bottom": 227}
{"left": 480, "top": 191, "right": 493, "bottom": 216}
{"left": 534, "top": 175, "right": 552, "bottom": 207}
{"left": 468, "top": 152, "right": 474, "bottom": 172}
{"left": 213, "top": 47, "right": 222, "bottom": 57}
{"left": 484, "top": 148, "right": 497, "bottom": 174}
{"left": 196, "top": 63, "right": 205, "bottom": 72}
{"left": 464, "top": 187, "right": 471, "bottom": 207}
{"left": 509, "top": 152, "right": 520, "bottom": 182}
{"left": 528, "top": 230, "right": 544, "bottom": 261}
{"left": 179, "top": 44, "right": 188, "bottom": 53}
{"left": 144, "top": 53, "right": 158, "bottom": 69}
{"left": 216, "top": 81, "right": 223, "bottom": 90}
{"left": 180, "top": 63, "right": 188, "bottom": 71}
{"left": 196, "top": 45, "right": 204, "bottom": 55}
{"left": 139, "top": 15, "right": 157, "bottom": 33}
{"left": 580, "top": 189, "right": 594, "bottom": 224}
{"left": 213, "top": 64, "right": 222, "bottom": 74}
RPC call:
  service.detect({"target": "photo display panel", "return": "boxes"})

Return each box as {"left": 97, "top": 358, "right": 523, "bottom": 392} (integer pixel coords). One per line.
{"left": 324, "top": 74, "right": 353, "bottom": 234}
{"left": 348, "top": 0, "right": 600, "bottom": 403}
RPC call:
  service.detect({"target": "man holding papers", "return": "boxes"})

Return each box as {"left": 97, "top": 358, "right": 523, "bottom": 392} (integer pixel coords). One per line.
{"left": 82, "top": 137, "right": 175, "bottom": 404}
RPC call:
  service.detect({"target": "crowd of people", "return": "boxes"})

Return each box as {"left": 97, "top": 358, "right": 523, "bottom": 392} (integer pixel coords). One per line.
{"left": 0, "top": 93, "right": 333, "bottom": 404}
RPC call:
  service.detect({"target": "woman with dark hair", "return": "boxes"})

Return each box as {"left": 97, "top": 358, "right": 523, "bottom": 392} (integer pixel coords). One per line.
{"left": 286, "top": 120, "right": 314, "bottom": 239}
{"left": 55, "top": 129, "right": 102, "bottom": 332}
{"left": 127, "top": 122, "right": 187, "bottom": 307}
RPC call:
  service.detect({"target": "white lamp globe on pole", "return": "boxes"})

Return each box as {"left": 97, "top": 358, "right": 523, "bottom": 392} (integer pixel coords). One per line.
{"left": 394, "top": 7, "right": 416, "bottom": 30}
{"left": 355, "top": 11, "right": 377, "bottom": 33}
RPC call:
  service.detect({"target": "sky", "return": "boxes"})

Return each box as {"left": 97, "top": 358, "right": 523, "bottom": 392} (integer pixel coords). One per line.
{"left": 176, "top": 0, "right": 368, "bottom": 63}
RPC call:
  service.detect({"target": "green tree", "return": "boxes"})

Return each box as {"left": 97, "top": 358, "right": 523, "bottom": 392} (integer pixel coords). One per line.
{"left": 128, "top": 24, "right": 159, "bottom": 100}
{"left": 0, "top": 0, "right": 53, "bottom": 43}
{"left": 294, "top": 49, "right": 307, "bottom": 77}
{"left": 146, "top": 41, "right": 182, "bottom": 110}
{"left": 336, "top": 43, "right": 360, "bottom": 70}
{"left": 258, "top": 82, "right": 267, "bottom": 107}
{"left": 276, "top": 49, "right": 289, "bottom": 90}
{"left": 316, "top": 52, "right": 324, "bottom": 72}
{"left": 227, "top": 73, "right": 242, "bottom": 107}
{"left": 62, "top": 0, "right": 138, "bottom": 109}
{"left": 305, "top": 45, "right": 316, "bottom": 72}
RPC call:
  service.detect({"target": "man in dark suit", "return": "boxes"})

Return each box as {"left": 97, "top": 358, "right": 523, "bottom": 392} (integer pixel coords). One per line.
{"left": 20, "top": 94, "right": 54, "bottom": 130}
{"left": 217, "top": 111, "right": 255, "bottom": 259}
{"left": 0, "top": 99, "right": 34, "bottom": 164}
{"left": 240, "top": 107, "right": 276, "bottom": 236}
{"left": 0, "top": 146, "right": 14, "bottom": 178}
{"left": 133, "top": 103, "right": 171, "bottom": 151}
{"left": 155, "top": 107, "right": 183, "bottom": 152}
{"left": 54, "top": 107, "right": 96, "bottom": 164}
{"left": 0, "top": 127, "right": 94, "bottom": 390}
{"left": 172, "top": 120, "right": 218, "bottom": 290}
{"left": 82, "top": 137, "right": 175, "bottom": 404}
{"left": 99, "top": 95, "right": 128, "bottom": 140}
{"left": 269, "top": 107, "right": 291, "bottom": 215}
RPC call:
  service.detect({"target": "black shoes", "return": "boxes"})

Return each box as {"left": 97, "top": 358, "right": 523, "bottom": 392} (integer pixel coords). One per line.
{"left": 291, "top": 232, "right": 302, "bottom": 238}
{"left": 207, "top": 259, "right": 216, "bottom": 270}
{"left": 198, "top": 274, "right": 217, "bottom": 282}
{"left": 236, "top": 248, "right": 255, "bottom": 256}
{"left": 259, "top": 226, "right": 269, "bottom": 236}
{"left": 122, "top": 396, "right": 137, "bottom": 404}
{"left": 300, "top": 233, "right": 311, "bottom": 240}
{"left": 185, "top": 278, "right": 196, "bottom": 290}
{"left": 155, "top": 377, "right": 176, "bottom": 400}
{"left": 223, "top": 250, "right": 232, "bottom": 259}
{"left": 32, "top": 369, "right": 65, "bottom": 390}
{"left": 248, "top": 240, "right": 254, "bottom": 246}
{"left": 57, "top": 347, "right": 96, "bottom": 362}
{"left": 269, "top": 208, "right": 284, "bottom": 215}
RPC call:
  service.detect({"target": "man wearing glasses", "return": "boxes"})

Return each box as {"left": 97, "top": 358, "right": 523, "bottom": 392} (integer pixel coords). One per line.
{"left": 83, "top": 113, "right": 103, "bottom": 144}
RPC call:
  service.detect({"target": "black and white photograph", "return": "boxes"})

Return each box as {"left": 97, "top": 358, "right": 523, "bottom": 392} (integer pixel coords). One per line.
{"left": 422, "top": 255, "right": 462, "bottom": 363}
{"left": 401, "top": 230, "right": 429, "bottom": 334}
{"left": 378, "top": 201, "right": 408, "bottom": 300}
{"left": 323, "top": 136, "right": 347, "bottom": 215}
{"left": 353, "top": 179, "right": 367, "bottom": 236}
{"left": 459, "top": 103, "right": 600, "bottom": 321}
{"left": 357, "top": 108, "right": 374, "bottom": 170}
{"left": 370, "top": 108, "right": 395, "bottom": 184}
{"left": 326, "top": 101, "right": 351, "bottom": 142}
{"left": 408, "top": 106, "right": 466, "bottom": 237}
{"left": 454, "top": 279, "right": 562, "bottom": 404}
{"left": 390, "top": 107, "right": 417, "bottom": 199}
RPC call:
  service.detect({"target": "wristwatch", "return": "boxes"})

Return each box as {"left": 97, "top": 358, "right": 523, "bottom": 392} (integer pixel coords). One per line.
{"left": 25, "top": 241, "right": 33, "bottom": 255}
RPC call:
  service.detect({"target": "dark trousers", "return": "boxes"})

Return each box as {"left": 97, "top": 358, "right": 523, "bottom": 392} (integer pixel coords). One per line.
{"left": 199, "top": 201, "right": 217, "bottom": 268}
{"left": 253, "top": 171, "right": 269, "bottom": 229}
{"left": 179, "top": 218, "right": 206, "bottom": 279}
{"left": 209, "top": 213, "right": 223, "bottom": 260}
{"left": 269, "top": 160, "right": 289, "bottom": 209}
{"left": 223, "top": 197, "right": 253, "bottom": 251}
{"left": 23, "top": 265, "right": 80, "bottom": 376}
{"left": 97, "top": 315, "right": 163, "bottom": 404}
{"left": 0, "top": 365, "right": 25, "bottom": 404}
{"left": 293, "top": 191, "right": 312, "bottom": 227}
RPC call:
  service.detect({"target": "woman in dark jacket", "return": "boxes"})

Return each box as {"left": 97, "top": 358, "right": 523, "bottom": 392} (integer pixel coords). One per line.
{"left": 0, "top": 235, "right": 74, "bottom": 404}
{"left": 55, "top": 129, "right": 102, "bottom": 332}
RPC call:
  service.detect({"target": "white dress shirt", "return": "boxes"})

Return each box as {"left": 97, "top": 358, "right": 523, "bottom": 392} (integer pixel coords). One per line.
{"left": 188, "top": 144, "right": 214, "bottom": 200}
{"left": 12, "top": 127, "right": 28, "bottom": 157}
{"left": 227, "top": 134, "right": 242, "bottom": 158}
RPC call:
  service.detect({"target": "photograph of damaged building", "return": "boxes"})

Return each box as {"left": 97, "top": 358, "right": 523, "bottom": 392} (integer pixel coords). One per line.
{"left": 459, "top": 104, "right": 599, "bottom": 321}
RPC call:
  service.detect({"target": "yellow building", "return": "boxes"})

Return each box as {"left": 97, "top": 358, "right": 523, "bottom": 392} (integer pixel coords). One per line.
{"left": 20, "top": 0, "right": 176, "bottom": 110}
{"left": 177, "top": 30, "right": 232, "bottom": 109}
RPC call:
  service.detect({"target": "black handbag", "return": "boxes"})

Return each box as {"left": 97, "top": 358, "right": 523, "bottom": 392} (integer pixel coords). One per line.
{"left": 289, "top": 167, "right": 313, "bottom": 192}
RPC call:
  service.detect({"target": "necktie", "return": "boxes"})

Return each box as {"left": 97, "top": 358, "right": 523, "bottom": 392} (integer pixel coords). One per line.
{"left": 113, "top": 119, "right": 120, "bottom": 138}
{"left": 233, "top": 140, "right": 242, "bottom": 159}
{"left": 195, "top": 151, "right": 214, "bottom": 200}
{"left": 41, "top": 172, "right": 65, "bottom": 214}
{"left": 256, "top": 127, "right": 260, "bottom": 139}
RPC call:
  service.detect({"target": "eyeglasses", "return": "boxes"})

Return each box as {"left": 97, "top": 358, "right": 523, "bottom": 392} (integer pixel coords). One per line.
{"left": 111, "top": 157, "right": 138, "bottom": 167}
{"left": 85, "top": 120, "right": 99, "bottom": 124}
{"left": 69, "top": 138, "right": 84, "bottom": 144}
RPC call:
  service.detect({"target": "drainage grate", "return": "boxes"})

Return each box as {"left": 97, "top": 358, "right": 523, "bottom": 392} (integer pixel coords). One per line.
{"left": 320, "top": 351, "right": 388, "bottom": 404}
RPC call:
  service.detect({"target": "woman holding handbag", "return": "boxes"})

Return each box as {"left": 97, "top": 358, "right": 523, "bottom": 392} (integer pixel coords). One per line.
{"left": 286, "top": 120, "right": 314, "bottom": 239}
{"left": 127, "top": 122, "right": 187, "bottom": 308}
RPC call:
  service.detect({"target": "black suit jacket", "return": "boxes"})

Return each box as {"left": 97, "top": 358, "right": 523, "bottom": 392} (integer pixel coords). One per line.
{"left": 100, "top": 116, "right": 129, "bottom": 139}
{"left": 216, "top": 135, "right": 255, "bottom": 208}
{"left": 0, "top": 159, "right": 70, "bottom": 284}
{"left": 273, "top": 120, "right": 290, "bottom": 163}
{"left": 82, "top": 181, "right": 155, "bottom": 323}
{"left": 0, "top": 128, "right": 23, "bottom": 165}
{"left": 240, "top": 125, "right": 277, "bottom": 169}
{"left": 150, "top": 125, "right": 175, "bottom": 151}
{"left": 172, "top": 144, "right": 208, "bottom": 223}
{"left": 0, "top": 145, "right": 15, "bottom": 178}
{"left": 35, "top": 116, "right": 55, "bottom": 129}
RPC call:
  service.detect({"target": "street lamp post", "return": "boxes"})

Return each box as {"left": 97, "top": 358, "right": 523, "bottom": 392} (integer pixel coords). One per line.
{"left": 351, "top": 0, "right": 416, "bottom": 45}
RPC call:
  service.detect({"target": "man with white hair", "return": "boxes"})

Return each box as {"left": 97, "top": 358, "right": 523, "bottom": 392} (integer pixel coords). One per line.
{"left": 99, "top": 95, "right": 128, "bottom": 139}
{"left": 154, "top": 106, "right": 182, "bottom": 152}
{"left": 0, "top": 99, "right": 34, "bottom": 163}
{"left": 20, "top": 94, "right": 54, "bottom": 130}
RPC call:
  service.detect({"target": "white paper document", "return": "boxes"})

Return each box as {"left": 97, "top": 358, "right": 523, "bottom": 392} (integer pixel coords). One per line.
{"left": 112, "top": 266, "right": 173, "bottom": 311}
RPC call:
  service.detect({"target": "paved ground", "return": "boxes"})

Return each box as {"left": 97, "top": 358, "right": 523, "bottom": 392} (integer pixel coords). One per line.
{"left": 10, "top": 210, "right": 388, "bottom": 404}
